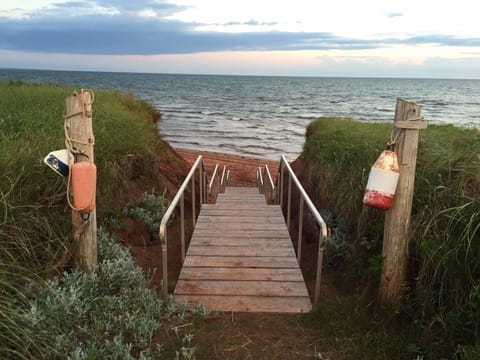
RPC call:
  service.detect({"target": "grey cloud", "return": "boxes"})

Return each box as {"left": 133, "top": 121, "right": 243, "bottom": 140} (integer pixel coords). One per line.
{"left": 403, "top": 34, "right": 480, "bottom": 47}
{"left": 1, "top": 3, "right": 479, "bottom": 56}
{"left": 50, "top": 0, "right": 186, "bottom": 13}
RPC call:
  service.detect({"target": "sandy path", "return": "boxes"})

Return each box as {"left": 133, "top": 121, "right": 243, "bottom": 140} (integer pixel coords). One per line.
{"left": 174, "top": 148, "right": 279, "bottom": 187}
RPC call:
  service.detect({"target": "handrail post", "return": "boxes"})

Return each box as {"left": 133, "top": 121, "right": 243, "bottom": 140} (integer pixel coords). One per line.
{"left": 191, "top": 174, "right": 196, "bottom": 225}
{"left": 199, "top": 165, "right": 203, "bottom": 205}
{"left": 279, "top": 155, "right": 329, "bottom": 305}
{"left": 314, "top": 236, "right": 325, "bottom": 304}
{"left": 287, "top": 173, "right": 292, "bottom": 229}
{"left": 297, "top": 196, "right": 304, "bottom": 264}
{"left": 203, "top": 171, "right": 207, "bottom": 203}
{"left": 161, "top": 231, "right": 168, "bottom": 299}
{"left": 279, "top": 162, "right": 284, "bottom": 207}
{"left": 180, "top": 194, "right": 185, "bottom": 263}
{"left": 159, "top": 155, "right": 204, "bottom": 299}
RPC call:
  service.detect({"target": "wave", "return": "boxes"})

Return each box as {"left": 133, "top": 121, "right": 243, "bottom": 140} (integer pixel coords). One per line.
{"left": 200, "top": 110, "right": 224, "bottom": 115}
{"left": 297, "top": 114, "right": 321, "bottom": 120}
{"left": 375, "top": 107, "right": 392, "bottom": 113}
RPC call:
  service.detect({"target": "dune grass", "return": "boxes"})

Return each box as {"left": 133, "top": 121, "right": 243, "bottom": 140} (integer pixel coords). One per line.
{"left": 0, "top": 81, "right": 163, "bottom": 275}
{"left": 302, "top": 117, "right": 480, "bottom": 358}
{"left": 0, "top": 81, "right": 207, "bottom": 359}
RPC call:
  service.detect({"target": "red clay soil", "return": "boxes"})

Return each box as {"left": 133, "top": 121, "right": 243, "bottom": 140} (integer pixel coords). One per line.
{"left": 175, "top": 148, "right": 279, "bottom": 187}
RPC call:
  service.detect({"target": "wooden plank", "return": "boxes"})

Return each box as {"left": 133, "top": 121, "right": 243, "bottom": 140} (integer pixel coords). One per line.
{"left": 175, "top": 280, "right": 309, "bottom": 297}
{"left": 174, "top": 294, "right": 312, "bottom": 313}
{"left": 217, "top": 195, "right": 265, "bottom": 200}
{"left": 211, "top": 203, "right": 272, "bottom": 208}
{"left": 216, "top": 200, "right": 267, "bottom": 205}
{"left": 178, "top": 267, "right": 305, "bottom": 282}
{"left": 225, "top": 188, "right": 260, "bottom": 194}
{"left": 194, "top": 222, "right": 284, "bottom": 231}
{"left": 203, "top": 202, "right": 274, "bottom": 208}
{"left": 183, "top": 255, "right": 299, "bottom": 268}
{"left": 187, "top": 245, "right": 295, "bottom": 257}
{"left": 190, "top": 238, "right": 292, "bottom": 247}
{"left": 197, "top": 216, "right": 285, "bottom": 224}
{"left": 200, "top": 209, "right": 284, "bottom": 217}
{"left": 192, "top": 229, "right": 290, "bottom": 238}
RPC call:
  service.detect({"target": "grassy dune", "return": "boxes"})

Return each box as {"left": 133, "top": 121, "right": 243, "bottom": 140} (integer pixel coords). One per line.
{"left": 0, "top": 81, "right": 164, "bottom": 274}
{"left": 302, "top": 117, "right": 480, "bottom": 358}
{"left": 0, "top": 82, "right": 205, "bottom": 359}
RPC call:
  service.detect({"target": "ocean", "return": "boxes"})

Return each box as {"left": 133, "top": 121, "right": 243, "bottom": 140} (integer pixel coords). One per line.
{"left": 2, "top": 69, "right": 479, "bottom": 160}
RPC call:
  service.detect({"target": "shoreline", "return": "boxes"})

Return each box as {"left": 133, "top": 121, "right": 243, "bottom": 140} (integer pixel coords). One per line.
{"left": 174, "top": 147, "right": 281, "bottom": 187}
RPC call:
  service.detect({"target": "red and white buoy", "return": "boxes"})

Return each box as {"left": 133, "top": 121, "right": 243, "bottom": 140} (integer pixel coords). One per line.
{"left": 363, "top": 150, "right": 400, "bottom": 210}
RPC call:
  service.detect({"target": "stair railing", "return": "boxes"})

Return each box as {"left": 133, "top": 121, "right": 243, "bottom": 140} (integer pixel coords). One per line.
{"left": 256, "top": 165, "right": 275, "bottom": 204}
{"left": 220, "top": 165, "right": 229, "bottom": 193}
{"left": 158, "top": 155, "right": 206, "bottom": 299}
{"left": 263, "top": 165, "right": 276, "bottom": 205}
{"left": 256, "top": 157, "right": 331, "bottom": 303}
{"left": 275, "top": 155, "right": 329, "bottom": 304}
{"left": 256, "top": 166, "right": 264, "bottom": 194}
{"left": 208, "top": 165, "right": 228, "bottom": 203}
{"left": 159, "top": 156, "right": 228, "bottom": 299}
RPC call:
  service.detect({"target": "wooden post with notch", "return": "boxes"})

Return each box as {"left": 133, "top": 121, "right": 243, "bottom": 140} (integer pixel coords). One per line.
{"left": 380, "top": 98, "right": 427, "bottom": 308}
{"left": 64, "top": 90, "right": 97, "bottom": 272}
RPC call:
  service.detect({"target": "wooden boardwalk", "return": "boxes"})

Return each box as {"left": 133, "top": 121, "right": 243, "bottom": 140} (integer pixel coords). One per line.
{"left": 174, "top": 187, "right": 312, "bottom": 313}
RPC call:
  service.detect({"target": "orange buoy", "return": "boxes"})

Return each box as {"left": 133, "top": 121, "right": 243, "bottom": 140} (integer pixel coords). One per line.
{"left": 71, "top": 162, "right": 97, "bottom": 214}
{"left": 363, "top": 150, "right": 399, "bottom": 210}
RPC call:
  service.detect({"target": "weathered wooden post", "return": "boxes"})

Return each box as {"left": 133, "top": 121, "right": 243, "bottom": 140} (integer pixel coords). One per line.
{"left": 380, "top": 98, "right": 427, "bottom": 308}
{"left": 64, "top": 89, "right": 97, "bottom": 271}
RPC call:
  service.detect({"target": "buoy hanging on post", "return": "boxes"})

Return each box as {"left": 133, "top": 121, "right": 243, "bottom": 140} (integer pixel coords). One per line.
{"left": 363, "top": 150, "right": 400, "bottom": 210}
{"left": 71, "top": 161, "right": 97, "bottom": 214}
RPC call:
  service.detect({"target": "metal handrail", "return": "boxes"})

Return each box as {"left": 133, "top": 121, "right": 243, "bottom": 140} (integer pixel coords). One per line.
{"left": 159, "top": 157, "right": 228, "bottom": 299}
{"left": 159, "top": 155, "right": 206, "bottom": 299}
{"left": 257, "top": 156, "right": 329, "bottom": 301}
{"left": 256, "top": 166, "right": 264, "bottom": 194}
{"left": 278, "top": 155, "right": 329, "bottom": 304}
{"left": 208, "top": 164, "right": 220, "bottom": 203}
{"left": 263, "top": 165, "right": 275, "bottom": 204}
{"left": 220, "top": 166, "right": 229, "bottom": 193}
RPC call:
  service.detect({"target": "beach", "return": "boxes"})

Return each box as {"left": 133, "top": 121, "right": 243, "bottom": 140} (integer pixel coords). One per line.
{"left": 175, "top": 147, "right": 280, "bottom": 187}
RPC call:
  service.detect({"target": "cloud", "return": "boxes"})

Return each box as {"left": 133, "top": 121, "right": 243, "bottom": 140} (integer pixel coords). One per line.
{"left": 404, "top": 35, "right": 480, "bottom": 47}
{"left": 385, "top": 12, "right": 403, "bottom": 18}
{"left": 0, "top": 0, "right": 479, "bottom": 56}
{"left": 48, "top": 0, "right": 185, "bottom": 15}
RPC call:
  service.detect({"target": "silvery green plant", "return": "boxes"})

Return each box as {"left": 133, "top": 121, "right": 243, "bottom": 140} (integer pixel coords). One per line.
{"left": 123, "top": 192, "right": 169, "bottom": 240}
{"left": 23, "top": 228, "right": 207, "bottom": 359}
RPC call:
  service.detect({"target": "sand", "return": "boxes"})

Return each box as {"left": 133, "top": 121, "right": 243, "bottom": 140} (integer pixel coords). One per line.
{"left": 174, "top": 148, "right": 280, "bottom": 187}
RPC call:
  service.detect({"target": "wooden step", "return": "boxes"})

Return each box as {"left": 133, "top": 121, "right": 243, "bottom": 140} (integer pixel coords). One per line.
{"left": 174, "top": 186, "right": 312, "bottom": 313}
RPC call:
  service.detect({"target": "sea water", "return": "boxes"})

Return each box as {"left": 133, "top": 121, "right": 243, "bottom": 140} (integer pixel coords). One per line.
{"left": 2, "top": 69, "right": 479, "bottom": 160}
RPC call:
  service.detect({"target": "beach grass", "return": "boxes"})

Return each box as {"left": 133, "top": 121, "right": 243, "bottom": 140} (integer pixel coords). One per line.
{"left": 0, "top": 81, "right": 203, "bottom": 358}
{"left": 0, "top": 81, "right": 163, "bottom": 274}
{"left": 302, "top": 117, "right": 480, "bottom": 358}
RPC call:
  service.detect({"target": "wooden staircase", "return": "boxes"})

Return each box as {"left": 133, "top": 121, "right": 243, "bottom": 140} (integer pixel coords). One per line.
{"left": 174, "top": 187, "right": 312, "bottom": 313}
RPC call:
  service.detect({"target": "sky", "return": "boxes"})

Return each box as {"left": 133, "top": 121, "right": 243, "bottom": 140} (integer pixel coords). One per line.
{"left": 1, "top": 0, "right": 479, "bottom": 78}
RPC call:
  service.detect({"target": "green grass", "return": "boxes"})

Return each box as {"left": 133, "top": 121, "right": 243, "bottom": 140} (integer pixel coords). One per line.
{"left": 0, "top": 81, "right": 164, "bottom": 275}
{"left": 302, "top": 117, "right": 480, "bottom": 358}
{"left": 0, "top": 81, "right": 199, "bottom": 359}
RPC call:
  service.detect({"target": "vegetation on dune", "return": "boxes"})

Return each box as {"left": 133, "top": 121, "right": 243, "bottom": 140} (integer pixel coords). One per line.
{"left": 0, "top": 81, "right": 164, "bottom": 274}
{"left": 3, "top": 81, "right": 479, "bottom": 359}
{"left": 302, "top": 117, "right": 480, "bottom": 358}
{"left": 0, "top": 81, "right": 204, "bottom": 359}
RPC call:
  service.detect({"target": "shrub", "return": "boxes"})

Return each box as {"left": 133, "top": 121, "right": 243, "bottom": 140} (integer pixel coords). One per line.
{"left": 12, "top": 228, "right": 208, "bottom": 359}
